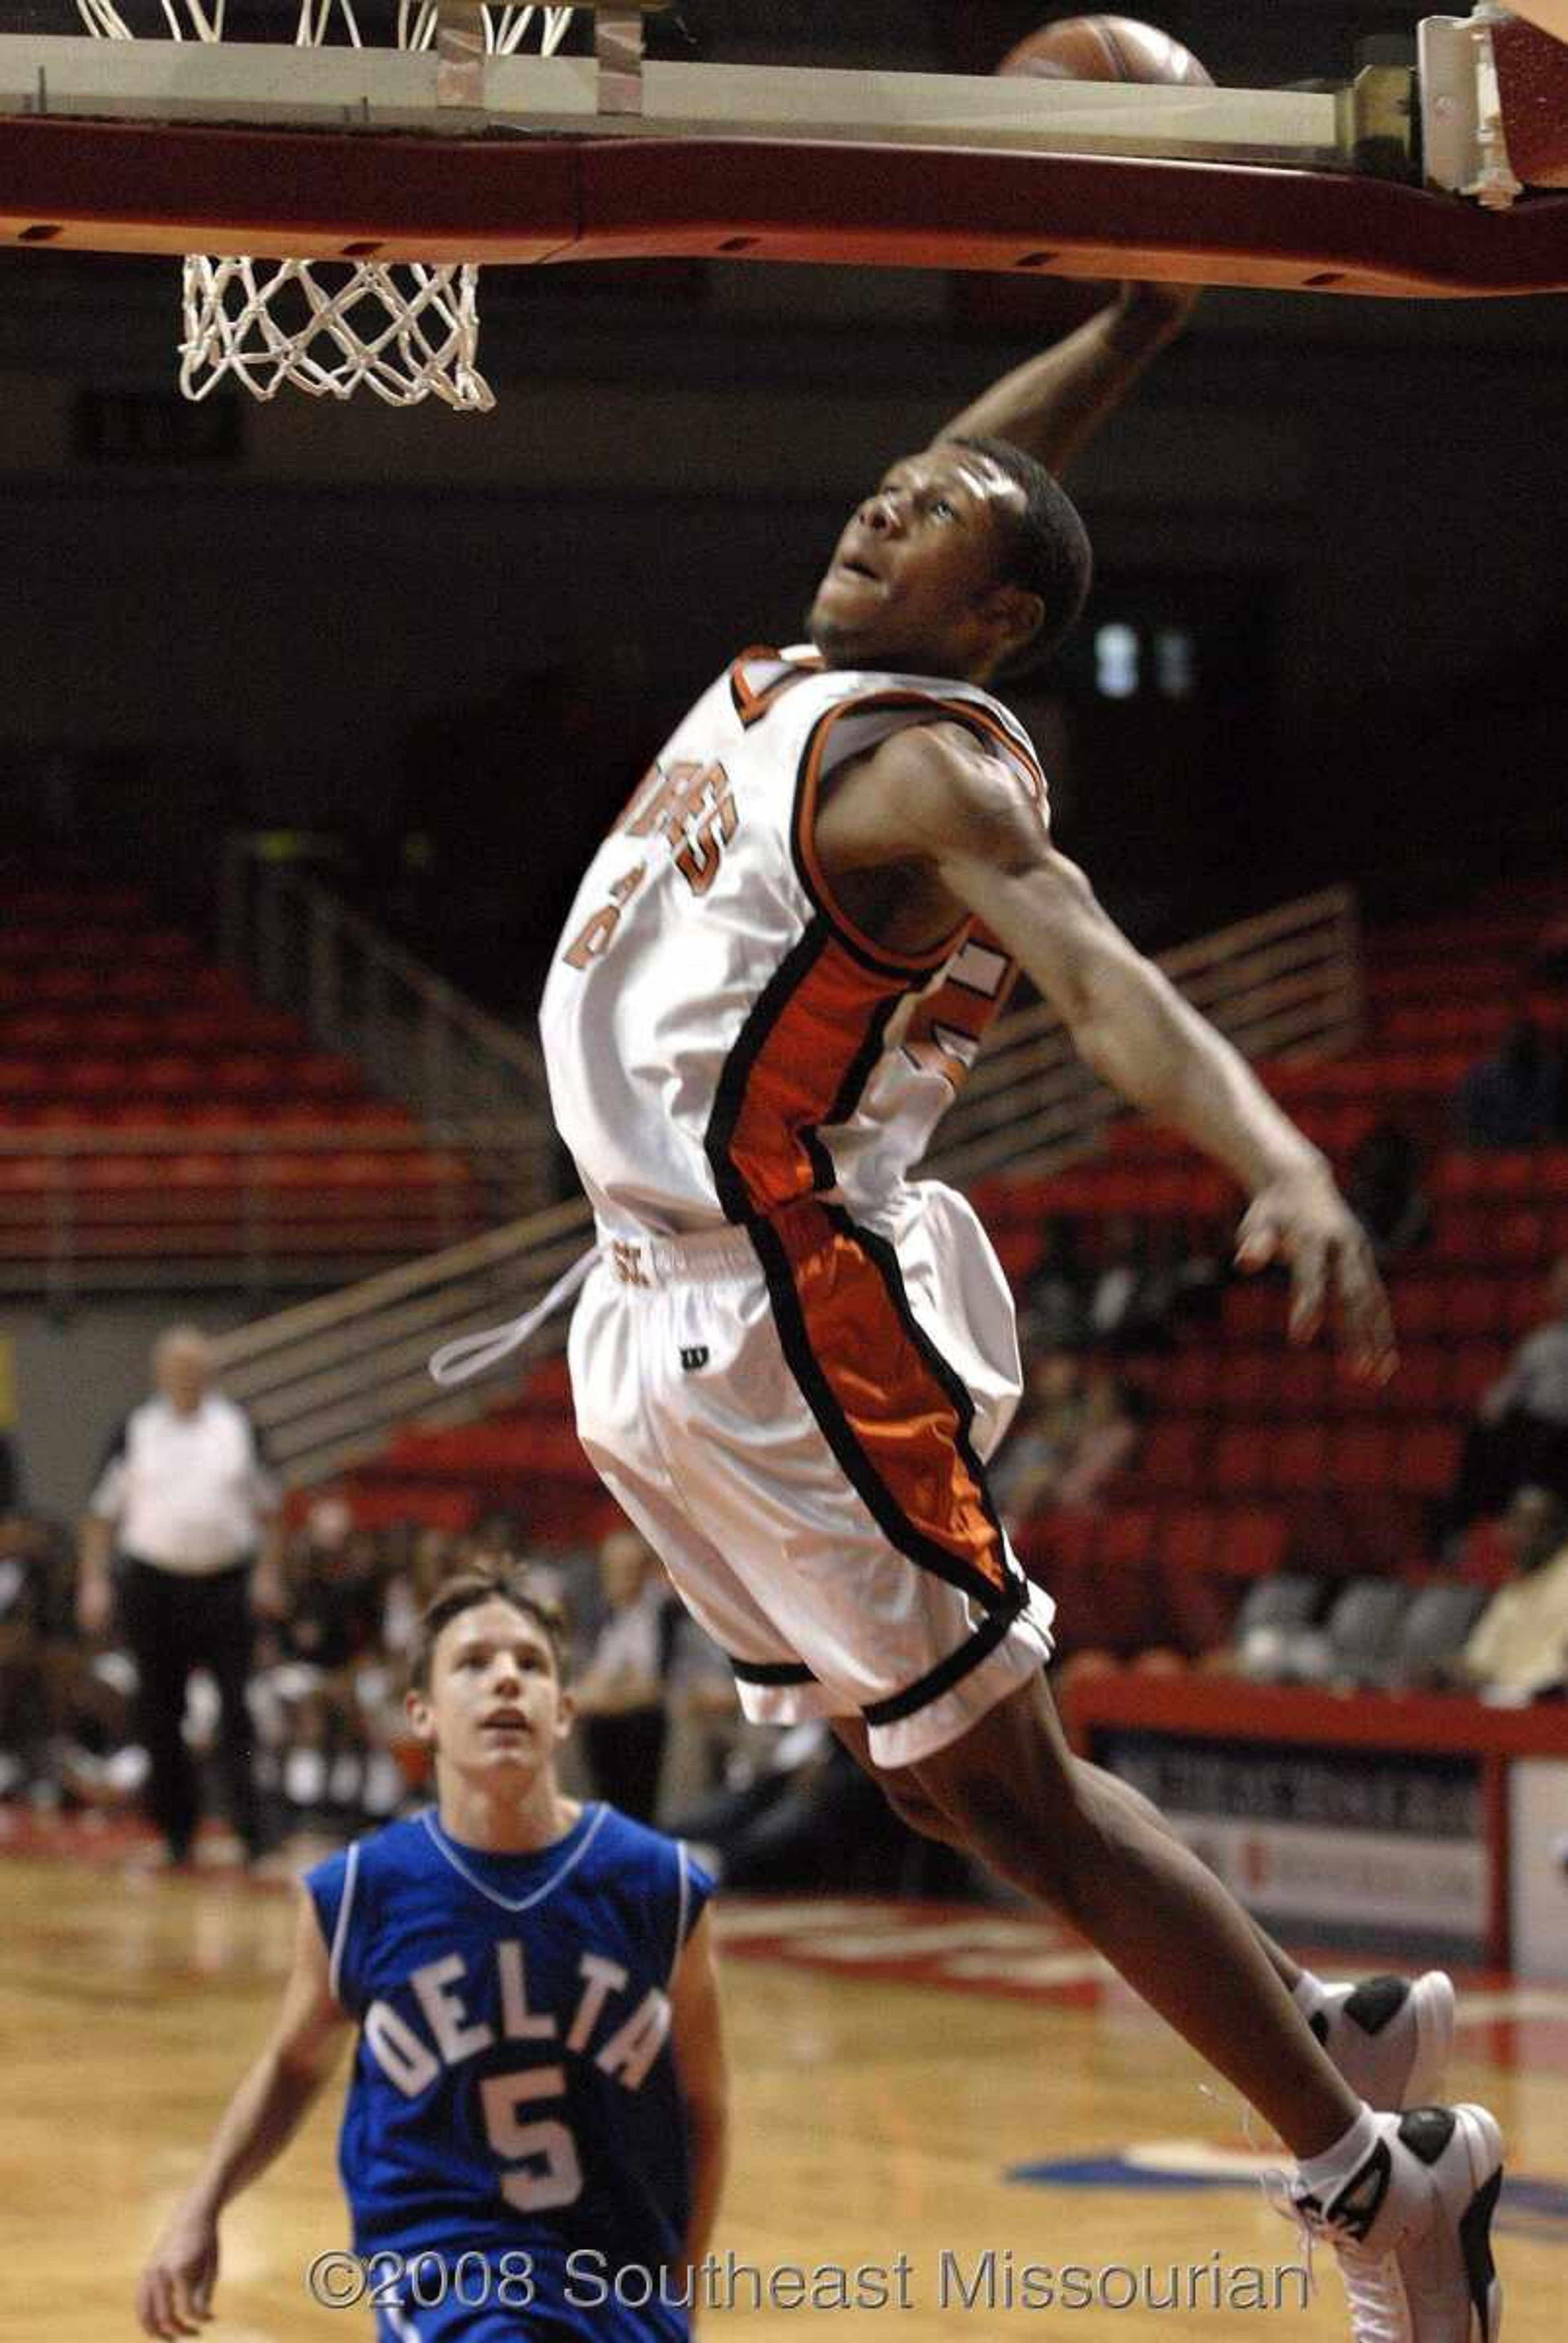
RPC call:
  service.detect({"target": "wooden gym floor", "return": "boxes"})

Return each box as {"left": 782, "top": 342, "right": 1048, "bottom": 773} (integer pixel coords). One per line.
{"left": 3, "top": 1835, "right": 1566, "bottom": 2343}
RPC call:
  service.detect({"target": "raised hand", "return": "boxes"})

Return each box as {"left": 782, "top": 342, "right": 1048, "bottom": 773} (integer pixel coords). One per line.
{"left": 1236, "top": 1166, "right": 1396, "bottom": 1382}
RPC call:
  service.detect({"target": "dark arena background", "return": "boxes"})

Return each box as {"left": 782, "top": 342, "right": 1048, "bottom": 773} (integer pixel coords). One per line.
{"left": 1, "top": 4, "right": 1566, "bottom": 2338}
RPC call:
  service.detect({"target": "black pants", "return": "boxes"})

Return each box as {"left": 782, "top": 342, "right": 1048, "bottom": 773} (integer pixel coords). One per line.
{"left": 118, "top": 1557, "right": 261, "bottom": 1860}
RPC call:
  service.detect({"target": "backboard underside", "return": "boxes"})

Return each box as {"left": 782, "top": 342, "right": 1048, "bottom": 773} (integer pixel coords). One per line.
{"left": 0, "top": 20, "right": 1565, "bottom": 297}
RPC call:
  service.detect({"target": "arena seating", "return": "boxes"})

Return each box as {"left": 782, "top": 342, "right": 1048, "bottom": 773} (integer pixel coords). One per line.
{"left": 0, "top": 876, "right": 486, "bottom": 1276}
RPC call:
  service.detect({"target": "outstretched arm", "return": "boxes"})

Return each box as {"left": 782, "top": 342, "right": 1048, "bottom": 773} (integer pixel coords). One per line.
{"left": 817, "top": 727, "right": 1394, "bottom": 1377}
{"left": 136, "top": 1889, "right": 351, "bottom": 2339}
{"left": 934, "top": 283, "right": 1196, "bottom": 475}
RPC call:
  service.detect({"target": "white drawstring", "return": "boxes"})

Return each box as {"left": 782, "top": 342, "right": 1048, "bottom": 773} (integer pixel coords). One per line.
{"left": 428, "top": 1247, "right": 597, "bottom": 1388}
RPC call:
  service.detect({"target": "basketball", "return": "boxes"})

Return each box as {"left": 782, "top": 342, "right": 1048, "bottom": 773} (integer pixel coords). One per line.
{"left": 998, "top": 15, "right": 1213, "bottom": 89}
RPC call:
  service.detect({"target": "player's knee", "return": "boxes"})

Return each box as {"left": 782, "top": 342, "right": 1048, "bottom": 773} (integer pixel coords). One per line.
{"left": 879, "top": 1771, "right": 959, "bottom": 1845}
{"left": 919, "top": 1744, "right": 1098, "bottom": 1913}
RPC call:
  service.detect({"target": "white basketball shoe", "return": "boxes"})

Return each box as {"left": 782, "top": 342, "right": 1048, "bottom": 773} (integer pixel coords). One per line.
{"left": 1308, "top": 1972, "right": 1457, "bottom": 2111}
{"left": 1291, "top": 2103, "right": 1504, "bottom": 2343}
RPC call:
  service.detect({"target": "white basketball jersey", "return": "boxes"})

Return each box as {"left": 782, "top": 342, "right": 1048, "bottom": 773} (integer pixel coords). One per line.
{"left": 540, "top": 647, "right": 1048, "bottom": 1238}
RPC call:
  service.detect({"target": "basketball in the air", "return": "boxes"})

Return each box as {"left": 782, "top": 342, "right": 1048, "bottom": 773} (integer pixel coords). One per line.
{"left": 998, "top": 15, "right": 1213, "bottom": 88}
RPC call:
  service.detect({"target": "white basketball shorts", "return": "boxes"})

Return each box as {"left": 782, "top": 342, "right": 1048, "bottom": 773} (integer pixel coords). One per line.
{"left": 568, "top": 1180, "right": 1056, "bottom": 1770}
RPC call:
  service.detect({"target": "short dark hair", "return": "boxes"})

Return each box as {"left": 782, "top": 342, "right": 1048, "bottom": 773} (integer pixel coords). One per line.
{"left": 409, "top": 1561, "right": 570, "bottom": 1691}
{"left": 949, "top": 433, "right": 1093, "bottom": 673}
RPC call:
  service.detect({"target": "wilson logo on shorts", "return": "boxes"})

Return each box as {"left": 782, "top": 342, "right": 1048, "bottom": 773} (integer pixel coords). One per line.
{"left": 679, "top": 1346, "right": 710, "bottom": 1372}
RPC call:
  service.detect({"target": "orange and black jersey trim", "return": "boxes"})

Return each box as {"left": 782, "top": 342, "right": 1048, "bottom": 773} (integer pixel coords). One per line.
{"left": 751, "top": 1197, "right": 1020, "bottom": 1616}
{"left": 704, "top": 933, "right": 1018, "bottom": 1614}
{"left": 728, "top": 646, "right": 823, "bottom": 730}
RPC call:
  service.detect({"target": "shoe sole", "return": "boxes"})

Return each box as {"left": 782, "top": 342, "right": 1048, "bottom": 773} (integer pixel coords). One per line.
{"left": 1452, "top": 2102, "right": 1505, "bottom": 2343}
{"left": 1404, "top": 1971, "right": 1457, "bottom": 2108}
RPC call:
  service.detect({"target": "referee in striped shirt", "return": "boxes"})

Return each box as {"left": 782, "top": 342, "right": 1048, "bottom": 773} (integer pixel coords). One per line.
{"left": 77, "top": 1327, "right": 285, "bottom": 1868}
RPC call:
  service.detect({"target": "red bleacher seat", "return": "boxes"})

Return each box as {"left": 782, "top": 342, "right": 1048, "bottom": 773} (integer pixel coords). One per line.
{"left": 519, "top": 1355, "right": 575, "bottom": 1412}
{"left": 1098, "top": 1506, "right": 1159, "bottom": 1572}
{"left": 1217, "top": 1507, "right": 1288, "bottom": 1577}
{"left": 1395, "top": 1421, "right": 1461, "bottom": 1497}
{"left": 1140, "top": 1421, "right": 1205, "bottom": 1493}
{"left": 1383, "top": 1345, "right": 1450, "bottom": 1414}
{"left": 1445, "top": 1276, "right": 1507, "bottom": 1337}
{"left": 1389, "top": 1275, "right": 1444, "bottom": 1337}
{"left": 1273, "top": 1351, "right": 1332, "bottom": 1413}
{"left": 1224, "top": 1281, "right": 1285, "bottom": 1341}
{"left": 991, "top": 1229, "right": 1041, "bottom": 1289}
{"left": 1274, "top": 1425, "right": 1329, "bottom": 1494}
{"left": 1332, "top": 1424, "right": 1396, "bottom": 1493}
{"left": 1503, "top": 1276, "right": 1545, "bottom": 1334}
{"left": 1160, "top": 1506, "right": 1217, "bottom": 1579}
{"left": 1160, "top": 1350, "right": 1216, "bottom": 1410}
{"left": 1450, "top": 1341, "right": 1508, "bottom": 1405}
{"left": 1459, "top": 1519, "right": 1513, "bottom": 1588}
{"left": 0, "top": 1156, "right": 51, "bottom": 1191}
{"left": 1213, "top": 1426, "right": 1267, "bottom": 1494}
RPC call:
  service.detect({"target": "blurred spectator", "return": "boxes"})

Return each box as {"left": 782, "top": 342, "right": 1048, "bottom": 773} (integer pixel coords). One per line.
{"left": 1088, "top": 1216, "right": 1150, "bottom": 1348}
{"left": 670, "top": 1722, "right": 969, "bottom": 1896}
{"left": 1053, "top": 1365, "right": 1146, "bottom": 1509}
{"left": 991, "top": 1351, "right": 1087, "bottom": 1531}
{"left": 1454, "top": 1014, "right": 1563, "bottom": 1150}
{"left": 1345, "top": 1121, "right": 1432, "bottom": 1261}
{"left": 1134, "top": 1221, "right": 1227, "bottom": 1342}
{"left": 1448, "top": 1485, "right": 1568, "bottom": 1701}
{"left": 1447, "top": 1256, "right": 1568, "bottom": 1528}
{"left": 1022, "top": 1216, "right": 1090, "bottom": 1350}
{"left": 1086, "top": 1216, "right": 1217, "bottom": 1353}
{"left": 257, "top": 1498, "right": 395, "bottom": 1829}
{"left": 572, "top": 1527, "right": 683, "bottom": 1822}
{"left": 0, "top": 1513, "right": 62, "bottom": 1795}
{"left": 76, "top": 1327, "right": 284, "bottom": 1869}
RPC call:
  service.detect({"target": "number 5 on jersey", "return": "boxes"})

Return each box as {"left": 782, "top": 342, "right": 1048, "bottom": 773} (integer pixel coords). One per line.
{"left": 479, "top": 2066, "right": 583, "bottom": 2210}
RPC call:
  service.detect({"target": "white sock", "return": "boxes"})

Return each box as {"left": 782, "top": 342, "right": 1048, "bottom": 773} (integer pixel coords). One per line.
{"left": 1292, "top": 1969, "right": 1328, "bottom": 2022}
{"left": 1296, "top": 2103, "right": 1380, "bottom": 2193}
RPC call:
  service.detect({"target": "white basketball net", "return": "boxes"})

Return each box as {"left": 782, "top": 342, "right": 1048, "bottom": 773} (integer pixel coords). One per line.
{"left": 74, "top": 1, "right": 579, "bottom": 409}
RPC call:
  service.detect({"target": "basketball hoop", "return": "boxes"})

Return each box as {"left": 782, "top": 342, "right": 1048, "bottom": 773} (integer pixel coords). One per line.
{"left": 75, "top": 0, "right": 578, "bottom": 408}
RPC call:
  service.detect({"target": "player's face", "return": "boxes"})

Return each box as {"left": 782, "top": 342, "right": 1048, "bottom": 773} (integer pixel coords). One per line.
{"left": 409, "top": 1598, "right": 573, "bottom": 1783}
{"left": 808, "top": 445, "right": 1037, "bottom": 679}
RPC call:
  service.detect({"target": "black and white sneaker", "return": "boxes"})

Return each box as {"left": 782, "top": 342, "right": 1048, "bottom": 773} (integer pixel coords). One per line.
{"left": 1292, "top": 2104, "right": 1504, "bottom": 2343}
{"left": 1309, "top": 1973, "right": 1457, "bottom": 2111}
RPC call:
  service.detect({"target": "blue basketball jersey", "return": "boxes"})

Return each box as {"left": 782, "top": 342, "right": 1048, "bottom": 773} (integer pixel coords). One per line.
{"left": 306, "top": 1804, "right": 713, "bottom": 2341}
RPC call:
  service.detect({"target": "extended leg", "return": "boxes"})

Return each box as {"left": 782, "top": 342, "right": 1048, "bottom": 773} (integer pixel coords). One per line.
{"left": 832, "top": 1713, "right": 1304, "bottom": 1991}
{"left": 907, "top": 1679, "right": 1355, "bottom": 2156}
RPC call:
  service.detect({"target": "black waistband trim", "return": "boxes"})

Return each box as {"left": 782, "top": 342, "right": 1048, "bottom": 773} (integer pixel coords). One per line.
{"left": 860, "top": 1595, "right": 1031, "bottom": 1730}
{"left": 726, "top": 1653, "right": 817, "bottom": 1687}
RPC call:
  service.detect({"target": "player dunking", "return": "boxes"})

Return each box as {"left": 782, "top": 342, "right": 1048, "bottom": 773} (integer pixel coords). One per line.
{"left": 136, "top": 1565, "right": 727, "bottom": 2342}
{"left": 537, "top": 282, "right": 1503, "bottom": 2343}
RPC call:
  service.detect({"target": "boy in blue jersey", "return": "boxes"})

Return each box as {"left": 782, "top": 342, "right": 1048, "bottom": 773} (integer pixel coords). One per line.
{"left": 136, "top": 1562, "right": 728, "bottom": 2343}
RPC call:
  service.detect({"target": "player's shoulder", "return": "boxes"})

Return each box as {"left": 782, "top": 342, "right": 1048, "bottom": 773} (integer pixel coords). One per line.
{"left": 305, "top": 1808, "right": 431, "bottom": 1899}
{"left": 820, "top": 657, "right": 1043, "bottom": 797}
{"left": 209, "top": 1388, "right": 261, "bottom": 1438}
{"left": 585, "top": 1805, "right": 715, "bottom": 1906}
{"left": 583, "top": 1800, "right": 686, "bottom": 1871}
